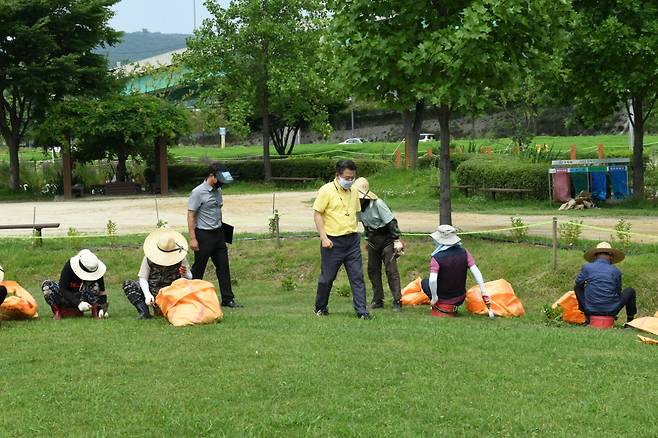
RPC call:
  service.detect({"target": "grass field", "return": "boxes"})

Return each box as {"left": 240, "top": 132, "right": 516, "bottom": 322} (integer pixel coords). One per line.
{"left": 2, "top": 234, "right": 657, "bottom": 436}
{"left": 4, "top": 134, "right": 658, "bottom": 163}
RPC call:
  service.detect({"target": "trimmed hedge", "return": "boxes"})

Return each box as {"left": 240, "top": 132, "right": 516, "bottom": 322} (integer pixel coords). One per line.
{"left": 456, "top": 156, "right": 550, "bottom": 199}
{"left": 418, "top": 153, "right": 476, "bottom": 171}
{"left": 168, "top": 157, "right": 391, "bottom": 188}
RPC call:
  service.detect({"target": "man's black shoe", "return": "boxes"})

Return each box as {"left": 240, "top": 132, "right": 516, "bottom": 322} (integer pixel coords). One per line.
{"left": 369, "top": 302, "right": 384, "bottom": 309}
{"left": 357, "top": 313, "right": 373, "bottom": 320}
{"left": 224, "top": 301, "right": 243, "bottom": 308}
{"left": 315, "top": 309, "right": 329, "bottom": 316}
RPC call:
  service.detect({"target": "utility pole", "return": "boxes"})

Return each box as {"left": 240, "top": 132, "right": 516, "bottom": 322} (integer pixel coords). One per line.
{"left": 193, "top": 0, "right": 197, "bottom": 30}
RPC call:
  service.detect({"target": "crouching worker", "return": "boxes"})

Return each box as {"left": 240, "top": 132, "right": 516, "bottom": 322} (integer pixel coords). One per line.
{"left": 421, "top": 225, "right": 490, "bottom": 312}
{"left": 123, "top": 228, "right": 191, "bottom": 319}
{"left": 353, "top": 177, "right": 404, "bottom": 311}
{"left": 574, "top": 242, "right": 636, "bottom": 325}
{"left": 42, "top": 250, "right": 108, "bottom": 320}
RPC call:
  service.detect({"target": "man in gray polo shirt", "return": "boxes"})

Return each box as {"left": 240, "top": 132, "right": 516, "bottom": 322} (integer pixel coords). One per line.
{"left": 187, "top": 164, "right": 242, "bottom": 308}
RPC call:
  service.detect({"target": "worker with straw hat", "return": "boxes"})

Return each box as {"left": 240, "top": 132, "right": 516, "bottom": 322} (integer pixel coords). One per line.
{"left": 353, "top": 177, "right": 404, "bottom": 311}
{"left": 122, "top": 228, "right": 192, "bottom": 319}
{"left": 574, "top": 242, "right": 636, "bottom": 325}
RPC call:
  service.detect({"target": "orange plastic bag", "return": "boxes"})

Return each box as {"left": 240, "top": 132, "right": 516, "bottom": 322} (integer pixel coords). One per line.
{"left": 0, "top": 281, "right": 39, "bottom": 320}
{"left": 466, "top": 279, "right": 525, "bottom": 317}
{"left": 638, "top": 335, "right": 658, "bottom": 346}
{"left": 551, "top": 291, "right": 586, "bottom": 324}
{"left": 155, "top": 278, "right": 223, "bottom": 327}
{"left": 400, "top": 277, "right": 430, "bottom": 306}
{"left": 626, "top": 316, "right": 658, "bottom": 337}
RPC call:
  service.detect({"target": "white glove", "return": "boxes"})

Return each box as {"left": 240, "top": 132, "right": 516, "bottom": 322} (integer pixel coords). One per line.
{"left": 430, "top": 294, "right": 438, "bottom": 306}
{"left": 98, "top": 309, "right": 109, "bottom": 319}
{"left": 78, "top": 301, "right": 92, "bottom": 312}
{"left": 144, "top": 292, "right": 155, "bottom": 306}
{"left": 394, "top": 240, "right": 404, "bottom": 252}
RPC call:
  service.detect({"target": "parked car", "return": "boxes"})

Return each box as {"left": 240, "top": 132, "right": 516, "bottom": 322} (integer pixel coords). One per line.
{"left": 418, "top": 133, "right": 435, "bottom": 142}
{"left": 339, "top": 137, "right": 366, "bottom": 144}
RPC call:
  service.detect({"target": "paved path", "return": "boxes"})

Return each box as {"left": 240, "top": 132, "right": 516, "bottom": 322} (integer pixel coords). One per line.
{"left": 1, "top": 192, "right": 657, "bottom": 242}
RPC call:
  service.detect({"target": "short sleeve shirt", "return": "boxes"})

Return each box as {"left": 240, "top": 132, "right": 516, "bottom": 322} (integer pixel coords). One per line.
{"left": 313, "top": 179, "right": 359, "bottom": 236}
{"left": 188, "top": 181, "right": 223, "bottom": 230}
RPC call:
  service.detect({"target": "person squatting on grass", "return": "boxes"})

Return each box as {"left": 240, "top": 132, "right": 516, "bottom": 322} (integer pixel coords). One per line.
{"left": 313, "top": 160, "right": 372, "bottom": 319}
{"left": 122, "top": 229, "right": 192, "bottom": 319}
{"left": 41, "top": 249, "right": 109, "bottom": 320}
{"left": 421, "top": 225, "right": 490, "bottom": 312}
{"left": 353, "top": 177, "right": 404, "bottom": 312}
{"left": 187, "top": 164, "right": 242, "bottom": 308}
{"left": 574, "top": 242, "right": 637, "bottom": 325}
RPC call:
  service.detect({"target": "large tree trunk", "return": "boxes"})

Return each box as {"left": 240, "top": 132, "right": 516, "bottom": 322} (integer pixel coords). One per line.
{"left": 631, "top": 97, "right": 644, "bottom": 198}
{"left": 116, "top": 151, "right": 128, "bottom": 182}
{"left": 438, "top": 104, "right": 452, "bottom": 225}
{"left": 402, "top": 100, "right": 425, "bottom": 169}
{"left": 6, "top": 134, "right": 20, "bottom": 190}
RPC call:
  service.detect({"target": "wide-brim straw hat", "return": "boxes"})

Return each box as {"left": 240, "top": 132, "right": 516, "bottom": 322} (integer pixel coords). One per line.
{"left": 143, "top": 229, "right": 189, "bottom": 267}
{"left": 352, "top": 177, "right": 378, "bottom": 199}
{"left": 70, "top": 249, "right": 106, "bottom": 281}
{"left": 584, "top": 241, "right": 625, "bottom": 264}
{"left": 430, "top": 224, "right": 461, "bottom": 246}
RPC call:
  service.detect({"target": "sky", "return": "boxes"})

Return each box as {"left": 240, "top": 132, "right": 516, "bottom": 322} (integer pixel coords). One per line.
{"left": 109, "top": 0, "right": 230, "bottom": 34}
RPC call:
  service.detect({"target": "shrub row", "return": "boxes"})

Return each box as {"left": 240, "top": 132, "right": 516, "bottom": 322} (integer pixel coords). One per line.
{"left": 455, "top": 155, "right": 550, "bottom": 199}
{"left": 417, "top": 153, "right": 476, "bottom": 171}
{"left": 168, "top": 157, "right": 391, "bottom": 188}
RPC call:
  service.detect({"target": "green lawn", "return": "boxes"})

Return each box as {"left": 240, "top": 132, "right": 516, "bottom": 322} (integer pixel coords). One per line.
{"left": 5, "top": 134, "right": 657, "bottom": 163}
{"left": 2, "top": 234, "right": 657, "bottom": 436}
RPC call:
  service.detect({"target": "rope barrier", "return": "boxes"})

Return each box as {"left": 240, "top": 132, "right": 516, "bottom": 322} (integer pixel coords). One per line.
{"left": 560, "top": 221, "right": 658, "bottom": 240}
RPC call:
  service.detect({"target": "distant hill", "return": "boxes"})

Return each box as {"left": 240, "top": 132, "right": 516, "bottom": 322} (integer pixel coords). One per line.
{"left": 96, "top": 30, "right": 189, "bottom": 68}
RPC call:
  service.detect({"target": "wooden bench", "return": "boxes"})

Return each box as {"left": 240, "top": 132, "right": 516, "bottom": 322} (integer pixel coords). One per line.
{"left": 0, "top": 223, "right": 60, "bottom": 245}
{"left": 270, "top": 177, "right": 316, "bottom": 183}
{"left": 432, "top": 184, "right": 474, "bottom": 197}
{"left": 478, "top": 187, "right": 533, "bottom": 200}
{"left": 104, "top": 181, "right": 141, "bottom": 196}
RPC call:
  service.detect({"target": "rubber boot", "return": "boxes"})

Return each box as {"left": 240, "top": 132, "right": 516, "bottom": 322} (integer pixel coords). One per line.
{"left": 50, "top": 304, "right": 62, "bottom": 321}
{"left": 91, "top": 304, "right": 101, "bottom": 320}
{"left": 136, "top": 302, "right": 152, "bottom": 320}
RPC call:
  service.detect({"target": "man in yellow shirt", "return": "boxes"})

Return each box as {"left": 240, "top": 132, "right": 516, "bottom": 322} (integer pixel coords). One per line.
{"left": 313, "top": 160, "right": 371, "bottom": 319}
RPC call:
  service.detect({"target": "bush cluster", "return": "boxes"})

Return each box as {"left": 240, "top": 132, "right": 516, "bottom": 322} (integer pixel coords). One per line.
{"left": 455, "top": 155, "right": 550, "bottom": 199}
{"left": 168, "top": 157, "right": 391, "bottom": 188}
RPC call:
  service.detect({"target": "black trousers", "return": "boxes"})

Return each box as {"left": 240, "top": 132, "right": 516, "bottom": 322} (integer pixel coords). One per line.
{"left": 191, "top": 227, "right": 234, "bottom": 304}
{"left": 367, "top": 234, "right": 401, "bottom": 305}
{"left": 574, "top": 285, "right": 637, "bottom": 319}
{"left": 315, "top": 233, "right": 368, "bottom": 315}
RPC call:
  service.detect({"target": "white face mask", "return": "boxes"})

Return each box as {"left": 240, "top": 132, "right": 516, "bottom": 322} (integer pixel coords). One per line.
{"left": 338, "top": 177, "right": 353, "bottom": 190}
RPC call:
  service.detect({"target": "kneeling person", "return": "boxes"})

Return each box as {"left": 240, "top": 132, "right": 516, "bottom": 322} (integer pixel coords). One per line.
{"left": 42, "top": 250, "right": 108, "bottom": 320}
{"left": 123, "top": 229, "right": 191, "bottom": 319}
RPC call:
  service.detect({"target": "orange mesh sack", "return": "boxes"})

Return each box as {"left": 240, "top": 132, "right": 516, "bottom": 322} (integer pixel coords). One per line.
{"left": 155, "top": 278, "right": 223, "bottom": 327}
{"left": 466, "top": 279, "right": 525, "bottom": 317}
{"left": 400, "top": 277, "right": 430, "bottom": 306}
{"left": 0, "top": 281, "right": 39, "bottom": 320}
{"left": 551, "top": 291, "right": 586, "bottom": 324}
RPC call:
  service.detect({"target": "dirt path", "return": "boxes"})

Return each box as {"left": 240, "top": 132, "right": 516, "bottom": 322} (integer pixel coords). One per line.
{"left": 1, "top": 192, "right": 658, "bottom": 242}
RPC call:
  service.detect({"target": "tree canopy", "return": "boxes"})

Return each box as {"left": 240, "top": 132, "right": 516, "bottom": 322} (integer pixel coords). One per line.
{"left": 565, "top": 0, "right": 658, "bottom": 198}
{"left": 0, "top": 0, "right": 121, "bottom": 189}
{"left": 331, "top": 0, "right": 571, "bottom": 223}
{"left": 36, "top": 94, "right": 190, "bottom": 182}
{"left": 183, "top": 0, "right": 334, "bottom": 179}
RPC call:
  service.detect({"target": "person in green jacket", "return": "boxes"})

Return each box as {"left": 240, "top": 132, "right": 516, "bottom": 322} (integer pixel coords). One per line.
{"left": 354, "top": 177, "right": 404, "bottom": 311}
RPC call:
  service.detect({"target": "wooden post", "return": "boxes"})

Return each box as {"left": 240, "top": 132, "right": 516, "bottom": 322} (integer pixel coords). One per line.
{"left": 552, "top": 217, "right": 558, "bottom": 271}
{"left": 62, "top": 145, "right": 72, "bottom": 200}
{"left": 394, "top": 148, "right": 401, "bottom": 168}
{"left": 569, "top": 145, "right": 576, "bottom": 160}
{"left": 158, "top": 137, "right": 169, "bottom": 196}
{"left": 597, "top": 143, "right": 604, "bottom": 159}
{"left": 427, "top": 147, "right": 433, "bottom": 157}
